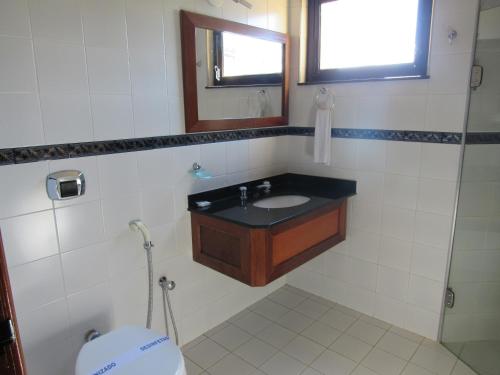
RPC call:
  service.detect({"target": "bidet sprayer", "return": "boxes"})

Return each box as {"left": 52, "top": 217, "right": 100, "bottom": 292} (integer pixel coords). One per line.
{"left": 129, "top": 220, "right": 153, "bottom": 250}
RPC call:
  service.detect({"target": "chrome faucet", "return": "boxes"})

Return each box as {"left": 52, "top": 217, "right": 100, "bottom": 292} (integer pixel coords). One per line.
{"left": 256, "top": 180, "right": 271, "bottom": 194}
{"left": 239, "top": 186, "right": 247, "bottom": 206}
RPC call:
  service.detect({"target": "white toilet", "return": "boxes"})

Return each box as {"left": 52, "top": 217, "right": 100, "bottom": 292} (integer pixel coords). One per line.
{"left": 75, "top": 326, "right": 186, "bottom": 375}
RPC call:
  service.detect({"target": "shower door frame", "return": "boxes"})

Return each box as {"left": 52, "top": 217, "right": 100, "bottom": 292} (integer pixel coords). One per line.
{"left": 437, "top": 0, "right": 483, "bottom": 342}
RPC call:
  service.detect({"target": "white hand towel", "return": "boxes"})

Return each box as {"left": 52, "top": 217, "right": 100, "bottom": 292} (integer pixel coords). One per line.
{"left": 314, "top": 94, "right": 334, "bottom": 165}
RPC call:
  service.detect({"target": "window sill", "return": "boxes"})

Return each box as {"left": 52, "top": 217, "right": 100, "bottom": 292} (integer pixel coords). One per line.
{"left": 297, "top": 75, "right": 430, "bottom": 86}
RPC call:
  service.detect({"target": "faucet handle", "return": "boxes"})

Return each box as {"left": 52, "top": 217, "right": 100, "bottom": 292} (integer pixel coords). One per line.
{"left": 239, "top": 186, "right": 247, "bottom": 197}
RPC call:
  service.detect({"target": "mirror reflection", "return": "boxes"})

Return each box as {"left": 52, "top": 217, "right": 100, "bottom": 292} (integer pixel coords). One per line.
{"left": 195, "top": 28, "right": 284, "bottom": 120}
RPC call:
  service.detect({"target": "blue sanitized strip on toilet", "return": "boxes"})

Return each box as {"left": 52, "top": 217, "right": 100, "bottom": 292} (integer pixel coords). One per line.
{"left": 89, "top": 336, "right": 169, "bottom": 375}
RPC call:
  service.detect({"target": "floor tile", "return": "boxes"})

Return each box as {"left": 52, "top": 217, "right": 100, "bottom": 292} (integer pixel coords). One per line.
{"left": 359, "top": 314, "right": 392, "bottom": 330}
{"left": 301, "top": 321, "right": 343, "bottom": 347}
{"left": 255, "top": 323, "right": 297, "bottom": 349}
{"left": 186, "top": 358, "right": 204, "bottom": 375}
{"left": 268, "top": 289, "right": 307, "bottom": 308}
{"left": 451, "top": 361, "right": 477, "bottom": 375}
{"left": 184, "top": 339, "right": 229, "bottom": 369}
{"left": 376, "top": 332, "right": 419, "bottom": 360}
{"left": 260, "top": 352, "right": 306, "bottom": 375}
{"left": 282, "top": 335, "right": 325, "bottom": 365}
{"left": 276, "top": 310, "right": 314, "bottom": 333}
{"left": 401, "top": 363, "right": 435, "bottom": 375}
{"left": 205, "top": 322, "right": 231, "bottom": 337}
{"left": 252, "top": 299, "right": 290, "bottom": 321}
{"left": 285, "top": 285, "right": 315, "bottom": 298}
{"left": 228, "top": 309, "right": 251, "bottom": 323}
{"left": 232, "top": 311, "right": 273, "bottom": 335}
{"left": 329, "top": 334, "right": 373, "bottom": 363}
{"left": 346, "top": 320, "right": 386, "bottom": 345}
{"left": 234, "top": 338, "right": 278, "bottom": 367}
{"left": 300, "top": 367, "right": 323, "bottom": 375}
{"left": 308, "top": 294, "right": 337, "bottom": 308}
{"left": 206, "top": 354, "right": 257, "bottom": 375}
{"left": 310, "top": 349, "right": 357, "bottom": 375}
{"left": 294, "top": 298, "right": 331, "bottom": 319}
{"left": 389, "top": 326, "right": 425, "bottom": 344}
{"left": 319, "top": 309, "right": 357, "bottom": 331}
{"left": 334, "top": 304, "right": 362, "bottom": 318}
{"left": 183, "top": 336, "right": 207, "bottom": 352}
{"left": 362, "top": 348, "right": 407, "bottom": 375}
{"left": 411, "top": 344, "right": 457, "bottom": 375}
{"left": 210, "top": 325, "right": 252, "bottom": 351}
{"left": 350, "top": 366, "right": 379, "bottom": 375}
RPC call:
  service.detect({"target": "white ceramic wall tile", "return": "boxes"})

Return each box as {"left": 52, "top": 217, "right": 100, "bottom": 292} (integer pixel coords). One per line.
{"left": 385, "top": 142, "right": 421, "bottom": 177}
{"left": 132, "top": 93, "right": 170, "bottom": 137}
{"left": 420, "top": 144, "right": 461, "bottom": 181}
{"left": 28, "top": 0, "right": 83, "bottom": 44}
{"left": 0, "top": 210, "right": 58, "bottom": 267}
{"left": 0, "top": 36, "right": 37, "bottom": 92}
{"left": 141, "top": 188, "right": 175, "bottom": 227}
{"left": 0, "top": 93, "right": 44, "bottom": 148}
{"left": 0, "top": 0, "right": 31, "bottom": 37}
{"left": 9, "top": 255, "right": 65, "bottom": 312}
{"left": 425, "top": 94, "right": 467, "bottom": 132}
{"left": 377, "top": 265, "right": 409, "bottom": 301}
{"left": 101, "top": 193, "right": 141, "bottom": 238}
{"left": 125, "top": 0, "right": 165, "bottom": 49}
{"left": 86, "top": 47, "right": 131, "bottom": 94}
{"left": 61, "top": 242, "right": 109, "bottom": 294}
{"left": 414, "top": 211, "right": 453, "bottom": 249}
{"left": 81, "top": 0, "right": 128, "bottom": 48}
{"left": 55, "top": 200, "right": 105, "bottom": 252}
{"left": 382, "top": 206, "right": 415, "bottom": 242}
{"left": 200, "top": 142, "right": 227, "bottom": 177}
{"left": 378, "top": 236, "right": 412, "bottom": 271}
{"left": 0, "top": 162, "right": 51, "bottom": 219}
{"left": 136, "top": 148, "right": 173, "bottom": 189}
{"left": 97, "top": 152, "right": 139, "bottom": 196}
{"left": 383, "top": 174, "right": 419, "bottom": 210}
{"left": 34, "top": 38, "right": 88, "bottom": 93}
{"left": 40, "top": 93, "right": 93, "bottom": 144}
{"left": 91, "top": 94, "right": 134, "bottom": 140}
{"left": 128, "top": 46, "right": 167, "bottom": 94}
{"left": 226, "top": 140, "right": 250, "bottom": 173}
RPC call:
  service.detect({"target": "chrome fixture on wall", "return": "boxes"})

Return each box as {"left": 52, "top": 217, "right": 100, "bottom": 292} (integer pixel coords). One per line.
{"left": 46, "top": 170, "right": 85, "bottom": 200}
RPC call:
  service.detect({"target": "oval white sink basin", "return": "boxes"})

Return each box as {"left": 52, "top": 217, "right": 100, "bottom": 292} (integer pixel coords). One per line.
{"left": 253, "top": 195, "right": 310, "bottom": 209}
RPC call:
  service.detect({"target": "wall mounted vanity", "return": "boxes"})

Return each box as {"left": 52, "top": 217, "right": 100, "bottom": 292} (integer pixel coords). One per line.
{"left": 188, "top": 174, "right": 356, "bottom": 286}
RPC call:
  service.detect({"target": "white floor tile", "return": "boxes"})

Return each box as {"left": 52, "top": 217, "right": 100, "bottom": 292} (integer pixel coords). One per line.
{"left": 261, "top": 352, "right": 306, "bottom": 375}
{"left": 411, "top": 343, "right": 457, "bottom": 375}
{"left": 233, "top": 338, "right": 277, "bottom": 367}
{"left": 294, "top": 299, "right": 331, "bottom": 319}
{"left": 402, "top": 363, "right": 435, "bottom": 375}
{"left": 330, "top": 334, "right": 373, "bottom": 363}
{"left": 268, "top": 289, "right": 307, "bottom": 309}
{"left": 362, "top": 348, "right": 407, "bottom": 375}
{"left": 210, "top": 325, "right": 252, "bottom": 351}
{"left": 206, "top": 354, "right": 257, "bottom": 375}
{"left": 186, "top": 358, "right": 204, "bottom": 375}
{"left": 310, "top": 349, "right": 357, "bottom": 375}
{"left": 346, "top": 321, "right": 386, "bottom": 345}
{"left": 301, "top": 321, "right": 343, "bottom": 348}
{"left": 319, "top": 309, "right": 357, "bottom": 332}
{"left": 255, "top": 323, "right": 297, "bottom": 349}
{"left": 232, "top": 311, "right": 273, "bottom": 335}
{"left": 252, "top": 299, "right": 290, "bottom": 321}
{"left": 282, "top": 335, "right": 325, "bottom": 365}
{"left": 276, "top": 310, "right": 314, "bottom": 333}
{"left": 184, "top": 339, "right": 229, "bottom": 369}
{"left": 376, "top": 332, "right": 419, "bottom": 360}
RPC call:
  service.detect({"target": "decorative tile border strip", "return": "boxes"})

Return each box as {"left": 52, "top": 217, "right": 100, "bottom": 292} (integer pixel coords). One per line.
{"left": 0, "top": 126, "right": 472, "bottom": 167}
{"left": 290, "top": 127, "right": 463, "bottom": 144}
{"left": 465, "top": 132, "right": 500, "bottom": 144}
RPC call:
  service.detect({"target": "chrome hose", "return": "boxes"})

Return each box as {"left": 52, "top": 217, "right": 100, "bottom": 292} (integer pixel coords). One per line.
{"left": 145, "top": 242, "right": 154, "bottom": 330}
{"left": 159, "top": 277, "right": 179, "bottom": 345}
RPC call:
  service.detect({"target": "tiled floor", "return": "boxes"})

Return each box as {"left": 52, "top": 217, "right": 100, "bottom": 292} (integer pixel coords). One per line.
{"left": 182, "top": 285, "right": 477, "bottom": 375}
{"left": 444, "top": 340, "right": 500, "bottom": 375}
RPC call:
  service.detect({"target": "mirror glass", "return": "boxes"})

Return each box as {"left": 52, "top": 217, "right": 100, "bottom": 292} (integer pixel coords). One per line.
{"left": 195, "top": 28, "right": 284, "bottom": 120}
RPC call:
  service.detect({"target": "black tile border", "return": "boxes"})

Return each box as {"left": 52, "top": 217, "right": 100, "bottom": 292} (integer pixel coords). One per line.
{"left": 2, "top": 126, "right": 488, "bottom": 167}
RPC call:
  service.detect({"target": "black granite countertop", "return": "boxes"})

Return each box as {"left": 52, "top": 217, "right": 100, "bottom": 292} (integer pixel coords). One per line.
{"left": 188, "top": 173, "right": 356, "bottom": 228}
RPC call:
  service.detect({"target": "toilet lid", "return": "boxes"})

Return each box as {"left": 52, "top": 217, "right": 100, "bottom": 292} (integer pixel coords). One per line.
{"left": 75, "top": 326, "right": 185, "bottom": 375}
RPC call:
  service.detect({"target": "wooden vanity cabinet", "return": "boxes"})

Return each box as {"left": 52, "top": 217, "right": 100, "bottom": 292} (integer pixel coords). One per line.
{"left": 191, "top": 200, "right": 347, "bottom": 286}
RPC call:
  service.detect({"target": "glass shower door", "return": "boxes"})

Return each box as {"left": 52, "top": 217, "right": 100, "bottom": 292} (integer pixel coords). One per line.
{"left": 441, "top": 2, "right": 500, "bottom": 375}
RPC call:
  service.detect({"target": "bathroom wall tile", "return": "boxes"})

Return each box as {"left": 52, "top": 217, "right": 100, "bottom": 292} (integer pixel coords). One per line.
{"left": 0, "top": 0, "right": 31, "bottom": 37}
{"left": 411, "top": 244, "right": 448, "bottom": 282}
{"left": 387, "top": 95, "right": 427, "bottom": 131}
{"left": 385, "top": 142, "right": 421, "bottom": 177}
{"left": 17, "top": 299, "right": 70, "bottom": 353}
{"left": 0, "top": 162, "right": 51, "bottom": 219}
{"left": 136, "top": 148, "right": 173, "bottom": 189}
{"left": 417, "top": 178, "right": 457, "bottom": 215}
{"left": 407, "top": 275, "right": 444, "bottom": 313}
{"left": 200, "top": 142, "right": 227, "bottom": 177}
{"left": 55, "top": 200, "right": 105, "bottom": 252}
{"left": 382, "top": 206, "right": 415, "bottom": 241}
{"left": 125, "top": 0, "right": 165, "bottom": 49}
{"left": 9, "top": 255, "right": 65, "bottom": 312}
{"left": 81, "top": 0, "right": 127, "bottom": 48}
{"left": 67, "top": 283, "right": 114, "bottom": 348}
{"left": 378, "top": 236, "right": 412, "bottom": 272}
{"left": 349, "top": 230, "right": 380, "bottom": 263}
{"left": 425, "top": 94, "right": 467, "bottom": 132}
{"left": 86, "top": 47, "right": 131, "bottom": 94}
{"left": 0, "top": 93, "right": 44, "bottom": 148}
{"left": 141, "top": 188, "right": 174, "bottom": 227}
{"left": 222, "top": 0, "right": 248, "bottom": 23}
{"left": 374, "top": 294, "right": 408, "bottom": 329}
{"left": 247, "top": 0, "right": 268, "bottom": 28}
{"left": 428, "top": 52, "right": 472, "bottom": 94}
{"left": 0, "top": 37, "right": 37, "bottom": 92}
{"left": 377, "top": 265, "right": 409, "bottom": 301}
{"left": 355, "top": 172, "right": 384, "bottom": 203}
{"left": 129, "top": 47, "right": 168, "bottom": 94}
{"left": 40, "top": 93, "right": 93, "bottom": 144}
{"left": 91, "top": 94, "right": 134, "bottom": 140}
{"left": 383, "top": 174, "right": 419, "bottom": 210}
{"left": 34, "top": 38, "right": 88, "bottom": 93}
{"left": 226, "top": 140, "right": 250, "bottom": 174}
{"left": 414, "top": 211, "right": 453, "bottom": 249}
{"left": 61, "top": 242, "right": 109, "bottom": 294}
{"left": 132, "top": 93, "right": 170, "bottom": 137}
{"left": 268, "top": 0, "right": 288, "bottom": 32}
{"left": 102, "top": 193, "right": 141, "bottom": 238}
{"left": 1, "top": 210, "right": 58, "bottom": 267}
{"left": 420, "top": 144, "right": 460, "bottom": 181}
{"left": 28, "top": 0, "right": 83, "bottom": 44}
{"left": 356, "top": 140, "right": 386, "bottom": 172}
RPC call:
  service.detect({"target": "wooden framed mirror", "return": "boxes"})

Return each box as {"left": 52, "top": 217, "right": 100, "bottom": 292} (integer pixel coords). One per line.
{"left": 180, "top": 11, "right": 290, "bottom": 133}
